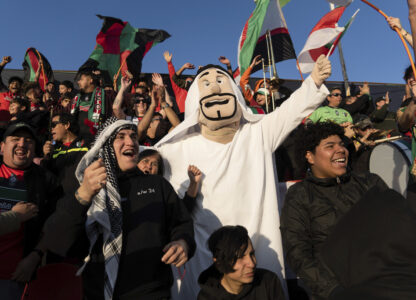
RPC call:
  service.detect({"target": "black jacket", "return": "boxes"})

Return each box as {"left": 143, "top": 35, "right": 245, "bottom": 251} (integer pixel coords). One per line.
{"left": 40, "top": 136, "right": 88, "bottom": 193}
{"left": 0, "top": 161, "right": 62, "bottom": 256}
{"left": 44, "top": 168, "right": 195, "bottom": 300}
{"left": 197, "top": 265, "right": 285, "bottom": 300}
{"left": 280, "top": 171, "right": 388, "bottom": 299}
{"left": 322, "top": 188, "right": 416, "bottom": 300}
{"left": 341, "top": 94, "right": 374, "bottom": 119}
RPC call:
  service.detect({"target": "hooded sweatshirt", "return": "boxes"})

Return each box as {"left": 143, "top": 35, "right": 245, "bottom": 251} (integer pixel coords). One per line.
{"left": 197, "top": 264, "right": 285, "bottom": 300}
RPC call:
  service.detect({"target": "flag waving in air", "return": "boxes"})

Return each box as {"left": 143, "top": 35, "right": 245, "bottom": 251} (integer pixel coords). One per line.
{"left": 78, "top": 15, "right": 170, "bottom": 85}
{"left": 236, "top": 0, "right": 296, "bottom": 78}
{"left": 327, "top": 9, "right": 359, "bottom": 57}
{"left": 22, "top": 48, "right": 54, "bottom": 91}
{"left": 297, "top": 7, "right": 346, "bottom": 73}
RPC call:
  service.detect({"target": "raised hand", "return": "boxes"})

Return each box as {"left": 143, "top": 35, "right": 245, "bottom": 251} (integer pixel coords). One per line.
{"left": 218, "top": 56, "right": 231, "bottom": 66}
{"left": 152, "top": 73, "right": 164, "bottom": 87}
{"left": 120, "top": 76, "right": 132, "bottom": 91}
{"left": 188, "top": 165, "right": 202, "bottom": 184}
{"left": 311, "top": 55, "right": 332, "bottom": 87}
{"left": 163, "top": 51, "right": 172, "bottom": 63}
{"left": 387, "top": 16, "right": 402, "bottom": 31}
{"left": 0, "top": 56, "right": 11, "bottom": 67}
{"left": 250, "top": 55, "right": 262, "bottom": 68}
{"left": 76, "top": 158, "right": 107, "bottom": 205}
{"left": 359, "top": 82, "right": 370, "bottom": 96}
{"left": 385, "top": 91, "right": 390, "bottom": 104}
{"left": 182, "top": 63, "right": 195, "bottom": 70}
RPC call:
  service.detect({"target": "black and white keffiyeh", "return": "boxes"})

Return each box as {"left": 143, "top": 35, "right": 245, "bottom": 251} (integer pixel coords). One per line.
{"left": 75, "top": 117, "right": 136, "bottom": 300}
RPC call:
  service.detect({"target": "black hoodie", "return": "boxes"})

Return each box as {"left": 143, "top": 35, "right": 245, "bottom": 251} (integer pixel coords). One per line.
{"left": 197, "top": 264, "right": 285, "bottom": 300}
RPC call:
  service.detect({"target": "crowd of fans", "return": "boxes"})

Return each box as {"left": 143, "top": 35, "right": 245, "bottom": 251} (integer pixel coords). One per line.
{"left": 1, "top": 12, "right": 416, "bottom": 300}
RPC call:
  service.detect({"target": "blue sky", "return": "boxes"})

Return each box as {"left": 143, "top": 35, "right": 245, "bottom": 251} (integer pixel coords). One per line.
{"left": 1, "top": 0, "right": 410, "bottom": 83}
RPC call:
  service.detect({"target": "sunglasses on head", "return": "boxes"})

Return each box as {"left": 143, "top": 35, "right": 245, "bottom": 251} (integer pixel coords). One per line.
{"left": 331, "top": 93, "right": 342, "bottom": 97}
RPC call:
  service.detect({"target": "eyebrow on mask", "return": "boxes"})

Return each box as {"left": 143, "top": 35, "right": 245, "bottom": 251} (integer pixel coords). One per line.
{"left": 199, "top": 72, "right": 210, "bottom": 79}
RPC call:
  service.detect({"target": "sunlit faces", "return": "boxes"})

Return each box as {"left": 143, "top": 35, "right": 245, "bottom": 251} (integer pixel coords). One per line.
{"left": 133, "top": 95, "right": 149, "bottom": 116}
{"left": 197, "top": 68, "right": 237, "bottom": 121}
{"left": 61, "top": 98, "right": 71, "bottom": 108}
{"left": 327, "top": 89, "right": 342, "bottom": 108}
{"left": 26, "top": 87, "right": 42, "bottom": 103}
{"left": 137, "top": 154, "right": 160, "bottom": 175}
{"left": 51, "top": 115, "right": 69, "bottom": 142}
{"left": 376, "top": 100, "right": 386, "bottom": 110}
{"left": 112, "top": 129, "right": 139, "bottom": 172}
{"left": 221, "top": 240, "right": 257, "bottom": 291}
{"left": 306, "top": 135, "right": 348, "bottom": 179}
{"left": 77, "top": 74, "right": 94, "bottom": 92}
{"left": 407, "top": 76, "right": 416, "bottom": 97}
{"left": 59, "top": 84, "right": 69, "bottom": 95}
{"left": 9, "top": 80, "right": 21, "bottom": 94}
{"left": 255, "top": 93, "right": 266, "bottom": 106}
{"left": 1, "top": 129, "right": 36, "bottom": 169}
{"left": 46, "top": 82, "right": 55, "bottom": 93}
{"left": 9, "top": 102, "right": 22, "bottom": 116}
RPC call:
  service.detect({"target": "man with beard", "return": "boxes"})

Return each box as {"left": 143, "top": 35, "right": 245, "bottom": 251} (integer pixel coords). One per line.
{"left": 43, "top": 118, "right": 195, "bottom": 300}
{"left": 154, "top": 55, "right": 332, "bottom": 299}
{"left": 71, "top": 70, "right": 115, "bottom": 146}
{"left": 0, "top": 123, "right": 61, "bottom": 299}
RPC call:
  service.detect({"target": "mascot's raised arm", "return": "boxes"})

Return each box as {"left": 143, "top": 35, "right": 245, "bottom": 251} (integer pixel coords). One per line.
{"left": 155, "top": 55, "right": 331, "bottom": 299}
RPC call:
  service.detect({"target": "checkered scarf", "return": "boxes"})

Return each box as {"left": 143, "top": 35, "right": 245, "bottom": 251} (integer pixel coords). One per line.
{"left": 75, "top": 117, "right": 136, "bottom": 300}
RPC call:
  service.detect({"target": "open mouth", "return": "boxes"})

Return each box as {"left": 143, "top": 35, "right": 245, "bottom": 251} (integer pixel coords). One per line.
{"left": 332, "top": 157, "right": 347, "bottom": 166}
{"left": 15, "top": 149, "right": 27, "bottom": 159}
{"left": 204, "top": 99, "right": 229, "bottom": 108}
{"left": 122, "top": 149, "right": 136, "bottom": 157}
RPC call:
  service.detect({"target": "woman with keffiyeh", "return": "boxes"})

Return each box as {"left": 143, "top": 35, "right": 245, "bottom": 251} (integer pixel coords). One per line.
{"left": 44, "top": 117, "right": 195, "bottom": 300}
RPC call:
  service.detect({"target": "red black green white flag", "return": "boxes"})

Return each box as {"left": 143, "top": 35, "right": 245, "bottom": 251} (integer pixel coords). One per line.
{"left": 78, "top": 15, "right": 170, "bottom": 86}
{"left": 297, "top": 7, "right": 346, "bottom": 73}
{"left": 22, "top": 48, "right": 54, "bottom": 92}
{"left": 236, "top": 0, "right": 296, "bottom": 78}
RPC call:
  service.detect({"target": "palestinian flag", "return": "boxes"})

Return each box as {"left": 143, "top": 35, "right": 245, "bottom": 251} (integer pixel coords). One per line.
{"left": 22, "top": 48, "right": 54, "bottom": 91}
{"left": 297, "top": 7, "right": 346, "bottom": 74}
{"left": 236, "top": 0, "right": 296, "bottom": 78}
{"left": 78, "top": 15, "right": 170, "bottom": 86}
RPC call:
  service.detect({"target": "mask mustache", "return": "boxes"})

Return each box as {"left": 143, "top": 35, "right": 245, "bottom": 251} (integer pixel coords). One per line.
{"left": 200, "top": 93, "right": 235, "bottom": 103}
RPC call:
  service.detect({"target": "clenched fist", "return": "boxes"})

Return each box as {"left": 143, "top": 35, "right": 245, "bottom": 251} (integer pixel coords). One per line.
{"left": 311, "top": 55, "right": 332, "bottom": 88}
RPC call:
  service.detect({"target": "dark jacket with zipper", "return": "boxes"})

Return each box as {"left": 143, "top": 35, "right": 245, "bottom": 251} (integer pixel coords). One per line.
{"left": 40, "top": 136, "right": 88, "bottom": 193}
{"left": 0, "top": 160, "right": 62, "bottom": 256}
{"left": 44, "top": 168, "right": 195, "bottom": 300}
{"left": 280, "top": 171, "right": 388, "bottom": 300}
{"left": 197, "top": 264, "right": 285, "bottom": 300}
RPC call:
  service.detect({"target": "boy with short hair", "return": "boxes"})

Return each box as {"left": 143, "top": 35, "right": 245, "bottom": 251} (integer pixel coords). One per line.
{"left": 198, "top": 225, "right": 285, "bottom": 300}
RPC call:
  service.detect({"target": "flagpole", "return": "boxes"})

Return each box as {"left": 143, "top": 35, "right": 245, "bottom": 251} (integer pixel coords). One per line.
{"left": 261, "top": 59, "right": 269, "bottom": 114}
{"left": 266, "top": 30, "right": 276, "bottom": 111}
{"left": 113, "top": 59, "right": 127, "bottom": 89}
{"left": 360, "top": 0, "right": 416, "bottom": 80}
{"left": 329, "top": 3, "right": 350, "bottom": 96}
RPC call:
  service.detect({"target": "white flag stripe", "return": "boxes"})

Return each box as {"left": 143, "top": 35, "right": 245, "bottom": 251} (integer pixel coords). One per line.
{"left": 297, "top": 27, "right": 344, "bottom": 73}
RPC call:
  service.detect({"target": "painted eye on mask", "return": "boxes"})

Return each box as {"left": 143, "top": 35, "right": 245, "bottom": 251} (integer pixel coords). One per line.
{"left": 203, "top": 80, "right": 210, "bottom": 87}
{"left": 216, "top": 77, "right": 224, "bottom": 84}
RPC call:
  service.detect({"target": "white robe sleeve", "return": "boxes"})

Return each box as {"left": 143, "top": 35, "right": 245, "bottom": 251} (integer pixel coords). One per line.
{"left": 261, "top": 76, "right": 329, "bottom": 151}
